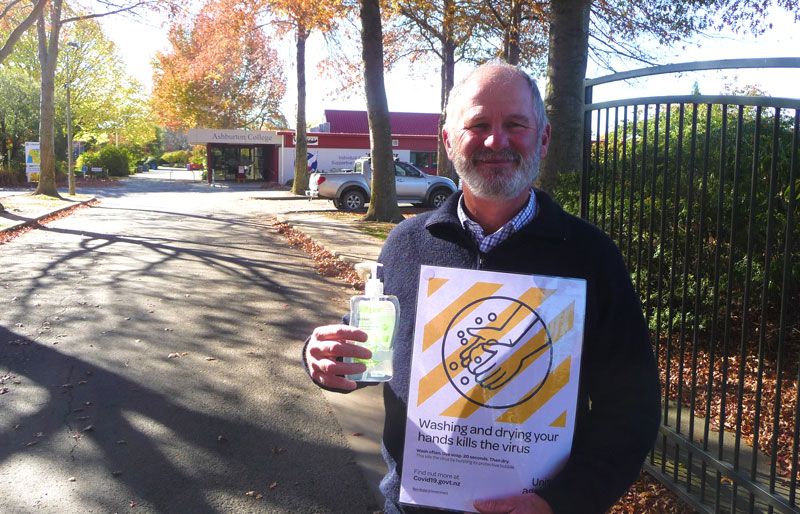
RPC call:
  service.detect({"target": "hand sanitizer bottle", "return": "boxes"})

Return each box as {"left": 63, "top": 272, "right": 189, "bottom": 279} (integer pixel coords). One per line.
{"left": 345, "top": 262, "right": 399, "bottom": 382}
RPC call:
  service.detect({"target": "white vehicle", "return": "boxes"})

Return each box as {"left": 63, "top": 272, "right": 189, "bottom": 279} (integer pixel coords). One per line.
{"left": 306, "top": 156, "right": 457, "bottom": 211}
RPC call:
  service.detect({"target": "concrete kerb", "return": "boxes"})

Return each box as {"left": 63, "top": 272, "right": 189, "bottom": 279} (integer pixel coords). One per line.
{"left": 0, "top": 196, "right": 96, "bottom": 234}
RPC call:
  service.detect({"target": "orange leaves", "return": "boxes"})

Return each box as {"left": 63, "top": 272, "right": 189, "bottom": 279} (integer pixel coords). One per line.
{"left": 268, "top": 0, "right": 348, "bottom": 36}
{"left": 270, "top": 218, "right": 364, "bottom": 289}
{"left": 151, "top": 0, "right": 287, "bottom": 131}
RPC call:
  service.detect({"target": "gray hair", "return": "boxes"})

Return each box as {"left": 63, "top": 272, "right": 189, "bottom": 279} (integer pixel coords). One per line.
{"left": 443, "top": 59, "right": 548, "bottom": 135}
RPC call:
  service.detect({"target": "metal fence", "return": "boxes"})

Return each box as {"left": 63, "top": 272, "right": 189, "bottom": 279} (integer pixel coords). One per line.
{"left": 581, "top": 58, "right": 800, "bottom": 513}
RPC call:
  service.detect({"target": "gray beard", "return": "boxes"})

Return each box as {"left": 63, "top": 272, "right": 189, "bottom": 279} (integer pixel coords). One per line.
{"left": 452, "top": 148, "right": 541, "bottom": 201}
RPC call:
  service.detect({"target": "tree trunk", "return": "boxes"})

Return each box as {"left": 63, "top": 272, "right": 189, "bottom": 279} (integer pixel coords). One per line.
{"left": 360, "top": 0, "right": 403, "bottom": 223}
{"left": 34, "top": 0, "right": 62, "bottom": 198}
{"left": 291, "top": 26, "right": 309, "bottom": 195}
{"left": 0, "top": 118, "right": 8, "bottom": 170}
{"left": 537, "top": 0, "right": 590, "bottom": 194}
{"left": 504, "top": 0, "right": 522, "bottom": 65}
{"left": 437, "top": 2, "right": 455, "bottom": 180}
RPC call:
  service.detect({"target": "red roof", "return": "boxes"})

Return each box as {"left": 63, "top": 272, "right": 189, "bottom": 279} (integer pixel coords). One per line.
{"left": 323, "top": 110, "right": 440, "bottom": 136}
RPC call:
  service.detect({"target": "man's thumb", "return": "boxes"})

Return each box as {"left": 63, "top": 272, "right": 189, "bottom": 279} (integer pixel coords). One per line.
{"left": 473, "top": 498, "right": 511, "bottom": 513}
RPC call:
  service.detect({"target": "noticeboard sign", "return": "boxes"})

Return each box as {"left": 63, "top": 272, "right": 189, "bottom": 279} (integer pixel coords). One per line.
{"left": 25, "top": 142, "right": 40, "bottom": 183}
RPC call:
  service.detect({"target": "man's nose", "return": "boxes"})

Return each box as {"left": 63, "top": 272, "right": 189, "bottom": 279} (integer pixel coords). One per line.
{"left": 483, "top": 126, "right": 508, "bottom": 151}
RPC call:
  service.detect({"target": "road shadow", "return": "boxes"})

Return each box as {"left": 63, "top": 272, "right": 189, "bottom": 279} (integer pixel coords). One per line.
{"left": 0, "top": 327, "right": 378, "bottom": 513}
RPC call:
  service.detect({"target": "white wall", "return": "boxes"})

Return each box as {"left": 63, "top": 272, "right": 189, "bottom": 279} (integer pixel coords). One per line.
{"left": 280, "top": 148, "right": 412, "bottom": 184}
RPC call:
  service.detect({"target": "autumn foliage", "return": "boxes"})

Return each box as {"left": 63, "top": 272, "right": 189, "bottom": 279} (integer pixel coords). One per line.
{"left": 151, "top": 0, "right": 287, "bottom": 131}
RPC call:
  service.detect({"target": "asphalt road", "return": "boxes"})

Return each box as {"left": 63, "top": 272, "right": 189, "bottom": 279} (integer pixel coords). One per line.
{"left": 0, "top": 170, "right": 380, "bottom": 513}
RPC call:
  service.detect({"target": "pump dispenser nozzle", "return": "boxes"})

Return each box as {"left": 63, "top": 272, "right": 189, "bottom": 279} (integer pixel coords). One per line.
{"left": 355, "top": 262, "right": 383, "bottom": 297}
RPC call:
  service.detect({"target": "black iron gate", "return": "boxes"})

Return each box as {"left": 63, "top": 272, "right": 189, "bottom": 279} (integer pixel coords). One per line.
{"left": 580, "top": 58, "right": 800, "bottom": 513}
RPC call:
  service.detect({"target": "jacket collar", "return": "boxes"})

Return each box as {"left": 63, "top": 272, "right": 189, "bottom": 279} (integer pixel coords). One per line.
{"left": 425, "top": 188, "right": 569, "bottom": 242}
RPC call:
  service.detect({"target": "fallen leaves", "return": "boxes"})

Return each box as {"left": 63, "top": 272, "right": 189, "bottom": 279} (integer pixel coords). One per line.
{"left": 271, "top": 219, "right": 363, "bottom": 289}
{"left": 610, "top": 471, "right": 696, "bottom": 514}
{"left": 167, "top": 352, "right": 188, "bottom": 359}
{"left": 657, "top": 336, "right": 800, "bottom": 484}
{"left": 0, "top": 201, "right": 98, "bottom": 245}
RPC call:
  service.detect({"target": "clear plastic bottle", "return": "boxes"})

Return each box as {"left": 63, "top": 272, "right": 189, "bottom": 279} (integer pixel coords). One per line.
{"left": 345, "top": 262, "right": 400, "bottom": 382}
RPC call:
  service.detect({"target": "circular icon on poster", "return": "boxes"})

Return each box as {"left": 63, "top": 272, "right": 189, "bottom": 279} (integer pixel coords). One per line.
{"left": 442, "top": 296, "right": 552, "bottom": 409}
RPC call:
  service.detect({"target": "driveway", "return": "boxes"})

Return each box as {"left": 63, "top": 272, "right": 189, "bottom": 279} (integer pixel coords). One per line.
{"left": 0, "top": 170, "right": 380, "bottom": 513}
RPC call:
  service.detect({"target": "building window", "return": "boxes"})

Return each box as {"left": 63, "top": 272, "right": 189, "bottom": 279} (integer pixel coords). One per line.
{"left": 410, "top": 151, "right": 437, "bottom": 172}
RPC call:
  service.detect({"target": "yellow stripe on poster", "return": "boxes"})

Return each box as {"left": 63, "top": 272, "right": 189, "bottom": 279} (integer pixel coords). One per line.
{"left": 417, "top": 287, "right": 555, "bottom": 406}
{"left": 550, "top": 410, "right": 568, "bottom": 428}
{"left": 422, "top": 282, "right": 504, "bottom": 351}
{"left": 494, "top": 356, "right": 571, "bottom": 424}
{"left": 426, "top": 278, "right": 449, "bottom": 297}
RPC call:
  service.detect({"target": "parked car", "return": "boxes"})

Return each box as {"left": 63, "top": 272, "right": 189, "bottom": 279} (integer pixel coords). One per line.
{"left": 306, "top": 156, "right": 457, "bottom": 211}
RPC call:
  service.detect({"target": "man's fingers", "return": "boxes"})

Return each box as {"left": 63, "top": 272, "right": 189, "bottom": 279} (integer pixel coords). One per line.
{"left": 473, "top": 498, "right": 514, "bottom": 513}
{"left": 313, "top": 358, "right": 367, "bottom": 377}
{"left": 311, "top": 324, "right": 368, "bottom": 344}
{"left": 473, "top": 494, "right": 554, "bottom": 514}
{"left": 310, "top": 369, "right": 359, "bottom": 391}
{"left": 309, "top": 340, "right": 373, "bottom": 360}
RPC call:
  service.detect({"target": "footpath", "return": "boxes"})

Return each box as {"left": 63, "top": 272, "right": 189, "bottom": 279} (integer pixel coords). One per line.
{"left": 2, "top": 180, "right": 391, "bottom": 509}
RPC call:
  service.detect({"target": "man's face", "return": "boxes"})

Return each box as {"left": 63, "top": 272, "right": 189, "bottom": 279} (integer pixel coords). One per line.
{"left": 443, "top": 69, "right": 550, "bottom": 200}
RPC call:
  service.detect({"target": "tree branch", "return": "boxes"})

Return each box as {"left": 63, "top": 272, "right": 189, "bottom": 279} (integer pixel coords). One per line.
{"left": 0, "top": 0, "right": 48, "bottom": 64}
{"left": 61, "top": 1, "right": 150, "bottom": 24}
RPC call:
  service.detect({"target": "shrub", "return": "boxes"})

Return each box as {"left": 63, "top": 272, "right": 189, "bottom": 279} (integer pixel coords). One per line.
{"left": 161, "top": 150, "right": 190, "bottom": 166}
{"left": 97, "top": 146, "right": 132, "bottom": 176}
{"left": 77, "top": 146, "right": 132, "bottom": 176}
{"left": 190, "top": 145, "right": 205, "bottom": 167}
{"left": 77, "top": 151, "right": 101, "bottom": 170}
{"left": 0, "top": 168, "right": 27, "bottom": 187}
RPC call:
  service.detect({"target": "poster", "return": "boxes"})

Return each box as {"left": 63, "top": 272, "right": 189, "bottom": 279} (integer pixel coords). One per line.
{"left": 25, "top": 142, "right": 40, "bottom": 183}
{"left": 400, "top": 266, "right": 586, "bottom": 512}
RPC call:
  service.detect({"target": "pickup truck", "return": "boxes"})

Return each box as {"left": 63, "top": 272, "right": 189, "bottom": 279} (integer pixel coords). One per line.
{"left": 305, "top": 156, "right": 457, "bottom": 211}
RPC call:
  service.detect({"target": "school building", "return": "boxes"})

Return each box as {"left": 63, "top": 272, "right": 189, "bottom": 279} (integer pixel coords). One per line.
{"left": 187, "top": 110, "right": 440, "bottom": 185}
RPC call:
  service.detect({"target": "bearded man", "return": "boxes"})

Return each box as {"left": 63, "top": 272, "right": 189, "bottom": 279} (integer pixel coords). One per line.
{"left": 303, "top": 61, "right": 660, "bottom": 514}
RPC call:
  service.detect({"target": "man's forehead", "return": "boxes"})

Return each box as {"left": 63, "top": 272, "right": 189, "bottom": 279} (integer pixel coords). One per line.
{"left": 454, "top": 73, "right": 535, "bottom": 121}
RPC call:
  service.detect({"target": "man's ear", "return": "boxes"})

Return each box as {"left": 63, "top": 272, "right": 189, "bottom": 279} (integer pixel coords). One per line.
{"left": 442, "top": 127, "right": 453, "bottom": 159}
{"left": 539, "top": 123, "right": 551, "bottom": 159}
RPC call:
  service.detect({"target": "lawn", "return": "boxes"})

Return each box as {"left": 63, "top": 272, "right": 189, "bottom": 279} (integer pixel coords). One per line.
{"left": 322, "top": 207, "right": 426, "bottom": 240}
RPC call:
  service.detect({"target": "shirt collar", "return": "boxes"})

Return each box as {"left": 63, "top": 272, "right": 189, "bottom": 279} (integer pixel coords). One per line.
{"left": 457, "top": 187, "right": 537, "bottom": 253}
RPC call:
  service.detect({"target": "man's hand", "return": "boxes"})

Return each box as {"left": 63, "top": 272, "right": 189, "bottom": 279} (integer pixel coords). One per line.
{"left": 473, "top": 494, "right": 554, "bottom": 514}
{"left": 305, "top": 325, "right": 372, "bottom": 390}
